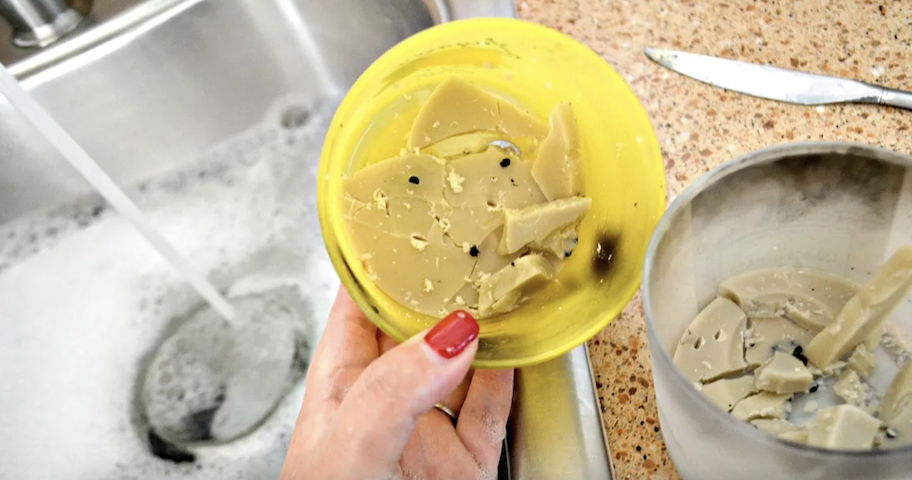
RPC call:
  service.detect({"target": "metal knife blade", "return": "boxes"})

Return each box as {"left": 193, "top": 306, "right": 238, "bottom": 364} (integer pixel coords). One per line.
{"left": 644, "top": 48, "right": 912, "bottom": 111}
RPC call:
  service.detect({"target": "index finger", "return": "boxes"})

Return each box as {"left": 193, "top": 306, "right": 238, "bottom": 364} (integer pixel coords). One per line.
{"left": 306, "top": 287, "right": 380, "bottom": 402}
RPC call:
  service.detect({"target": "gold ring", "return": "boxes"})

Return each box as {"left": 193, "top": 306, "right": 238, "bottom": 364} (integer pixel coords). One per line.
{"left": 434, "top": 403, "right": 458, "bottom": 424}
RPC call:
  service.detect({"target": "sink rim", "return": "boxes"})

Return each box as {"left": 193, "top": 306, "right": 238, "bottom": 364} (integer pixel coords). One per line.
{"left": 7, "top": 0, "right": 472, "bottom": 80}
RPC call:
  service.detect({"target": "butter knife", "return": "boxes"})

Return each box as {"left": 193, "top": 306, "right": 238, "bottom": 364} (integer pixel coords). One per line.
{"left": 645, "top": 48, "right": 912, "bottom": 111}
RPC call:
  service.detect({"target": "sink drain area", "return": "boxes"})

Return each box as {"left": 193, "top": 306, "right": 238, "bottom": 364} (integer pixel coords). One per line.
{"left": 139, "top": 328, "right": 311, "bottom": 464}
{"left": 136, "top": 288, "right": 314, "bottom": 464}
{"left": 148, "top": 430, "right": 196, "bottom": 464}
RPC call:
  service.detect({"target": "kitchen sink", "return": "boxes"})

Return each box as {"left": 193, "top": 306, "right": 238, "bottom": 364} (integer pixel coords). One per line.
{"left": 0, "top": 1, "right": 613, "bottom": 479}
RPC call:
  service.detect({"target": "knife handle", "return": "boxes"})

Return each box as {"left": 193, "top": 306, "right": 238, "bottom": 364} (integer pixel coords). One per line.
{"left": 879, "top": 87, "right": 912, "bottom": 112}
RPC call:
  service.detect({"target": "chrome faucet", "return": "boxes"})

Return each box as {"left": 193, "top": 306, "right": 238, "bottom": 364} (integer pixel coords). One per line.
{"left": 0, "top": 0, "right": 89, "bottom": 48}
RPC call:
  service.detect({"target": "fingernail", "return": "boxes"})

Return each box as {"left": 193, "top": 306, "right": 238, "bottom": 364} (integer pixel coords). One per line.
{"left": 424, "top": 310, "right": 479, "bottom": 359}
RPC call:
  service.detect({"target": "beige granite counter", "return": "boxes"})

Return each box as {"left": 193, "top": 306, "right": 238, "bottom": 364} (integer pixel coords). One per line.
{"left": 517, "top": 1, "right": 912, "bottom": 478}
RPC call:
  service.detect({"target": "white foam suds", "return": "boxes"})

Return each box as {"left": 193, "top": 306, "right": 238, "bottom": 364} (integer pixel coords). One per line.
{"left": 0, "top": 94, "right": 340, "bottom": 480}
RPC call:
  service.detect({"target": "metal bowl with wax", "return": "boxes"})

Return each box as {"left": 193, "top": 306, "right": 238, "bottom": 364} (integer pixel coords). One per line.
{"left": 317, "top": 18, "right": 666, "bottom": 368}
{"left": 643, "top": 142, "right": 912, "bottom": 480}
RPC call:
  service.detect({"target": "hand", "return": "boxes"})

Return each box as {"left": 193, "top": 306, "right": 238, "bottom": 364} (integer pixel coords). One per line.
{"left": 280, "top": 288, "right": 514, "bottom": 480}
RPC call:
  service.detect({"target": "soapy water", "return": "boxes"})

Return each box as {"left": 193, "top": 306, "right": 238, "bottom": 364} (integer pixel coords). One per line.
{"left": 0, "top": 93, "right": 340, "bottom": 480}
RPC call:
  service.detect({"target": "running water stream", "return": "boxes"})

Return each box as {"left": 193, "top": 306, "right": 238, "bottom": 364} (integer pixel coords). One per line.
{"left": 0, "top": 65, "right": 238, "bottom": 324}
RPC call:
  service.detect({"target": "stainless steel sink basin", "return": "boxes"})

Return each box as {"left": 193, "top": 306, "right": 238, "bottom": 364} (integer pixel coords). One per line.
{"left": 0, "top": 1, "right": 613, "bottom": 479}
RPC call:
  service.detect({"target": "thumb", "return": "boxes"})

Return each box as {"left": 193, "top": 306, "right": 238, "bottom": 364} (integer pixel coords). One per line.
{"left": 329, "top": 310, "right": 479, "bottom": 477}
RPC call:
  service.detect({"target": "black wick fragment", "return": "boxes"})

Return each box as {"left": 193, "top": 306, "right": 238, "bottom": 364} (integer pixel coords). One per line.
{"left": 500, "top": 158, "right": 511, "bottom": 168}
{"left": 409, "top": 176, "right": 420, "bottom": 185}
{"left": 469, "top": 246, "right": 479, "bottom": 257}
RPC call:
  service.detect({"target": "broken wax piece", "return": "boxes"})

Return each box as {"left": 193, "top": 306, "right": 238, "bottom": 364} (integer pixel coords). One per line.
{"left": 754, "top": 351, "right": 813, "bottom": 394}
{"left": 731, "top": 392, "right": 791, "bottom": 421}
{"left": 882, "top": 361, "right": 912, "bottom": 442}
{"left": 864, "top": 324, "right": 884, "bottom": 351}
{"left": 702, "top": 376, "right": 757, "bottom": 412}
{"left": 499, "top": 197, "right": 591, "bottom": 255}
{"left": 347, "top": 196, "right": 436, "bottom": 241}
{"left": 444, "top": 147, "right": 546, "bottom": 210}
{"left": 718, "top": 267, "right": 861, "bottom": 331}
{"left": 529, "top": 225, "right": 579, "bottom": 259}
{"left": 423, "top": 131, "right": 502, "bottom": 158}
{"left": 751, "top": 418, "right": 801, "bottom": 435}
{"left": 346, "top": 222, "right": 475, "bottom": 315}
{"left": 743, "top": 316, "right": 815, "bottom": 367}
{"left": 846, "top": 344, "right": 877, "bottom": 378}
{"left": 429, "top": 203, "right": 504, "bottom": 247}
{"left": 531, "top": 102, "right": 584, "bottom": 200}
{"left": 478, "top": 254, "right": 552, "bottom": 316}
{"left": 805, "top": 246, "right": 912, "bottom": 368}
{"left": 673, "top": 297, "right": 749, "bottom": 383}
{"left": 779, "top": 430, "right": 809, "bottom": 444}
{"left": 807, "top": 405, "right": 881, "bottom": 450}
{"left": 833, "top": 369, "right": 878, "bottom": 415}
{"left": 407, "top": 77, "right": 548, "bottom": 149}
{"left": 344, "top": 153, "right": 446, "bottom": 203}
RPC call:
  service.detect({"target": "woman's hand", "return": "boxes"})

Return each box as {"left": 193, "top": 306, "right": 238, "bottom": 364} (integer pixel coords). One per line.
{"left": 280, "top": 288, "right": 514, "bottom": 480}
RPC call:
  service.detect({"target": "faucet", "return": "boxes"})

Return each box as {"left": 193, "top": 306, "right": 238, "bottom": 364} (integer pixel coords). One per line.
{"left": 0, "top": 0, "right": 89, "bottom": 48}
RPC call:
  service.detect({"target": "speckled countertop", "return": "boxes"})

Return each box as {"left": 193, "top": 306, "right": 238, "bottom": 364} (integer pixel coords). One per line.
{"left": 516, "top": 1, "right": 912, "bottom": 478}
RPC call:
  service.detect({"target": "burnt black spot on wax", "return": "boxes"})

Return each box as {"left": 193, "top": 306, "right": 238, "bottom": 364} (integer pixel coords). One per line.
{"left": 809, "top": 383, "right": 819, "bottom": 393}
{"left": 409, "top": 176, "right": 420, "bottom": 185}
{"left": 500, "top": 158, "right": 511, "bottom": 167}
{"left": 469, "top": 246, "right": 480, "bottom": 257}
{"left": 148, "top": 431, "right": 195, "bottom": 464}
{"left": 593, "top": 234, "right": 619, "bottom": 276}
{"left": 792, "top": 345, "right": 809, "bottom": 366}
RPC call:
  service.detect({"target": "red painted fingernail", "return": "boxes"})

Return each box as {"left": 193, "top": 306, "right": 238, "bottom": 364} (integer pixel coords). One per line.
{"left": 424, "top": 310, "right": 479, "bottom": 359}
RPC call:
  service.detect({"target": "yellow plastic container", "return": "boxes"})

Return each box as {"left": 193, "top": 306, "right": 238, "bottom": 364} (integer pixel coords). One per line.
{"left": 318, "top": 18, "right": 666, "bottom": 368}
